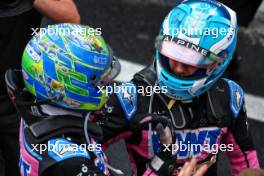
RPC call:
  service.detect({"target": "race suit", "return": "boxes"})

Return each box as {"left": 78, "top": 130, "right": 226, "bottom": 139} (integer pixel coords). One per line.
{"left": 5, "top": 69, "right": 109, "bottom": 176}
{"left": 19, "top": 114, "right": 108, "bottom": 176}
{"left": 98, "top": 64, "right": 260, "bottom": 176}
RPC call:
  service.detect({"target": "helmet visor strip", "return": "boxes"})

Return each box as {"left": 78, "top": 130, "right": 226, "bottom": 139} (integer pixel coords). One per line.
{"left": 156, "top": 35, "right": 224, "bottom": 68}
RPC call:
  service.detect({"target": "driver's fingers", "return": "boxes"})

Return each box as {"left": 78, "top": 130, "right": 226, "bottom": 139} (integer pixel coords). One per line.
{"left": 178, "top": 159, "right": 197, "bottom": 176}
{"left": 194, "top": 164, "right": 208, "bottom": 176}
{"left": 178, "top": 161, "right": 190, "bottom": 176}
{"left": 185, "top": 158, "right": 197, "bottom": 174}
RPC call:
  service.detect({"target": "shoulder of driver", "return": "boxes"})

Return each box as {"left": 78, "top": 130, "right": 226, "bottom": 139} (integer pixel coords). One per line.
{"left": 209, "top": 78, "right": 245, "bottom": 118}
{"left": 106, "top": 81, "right": 151, "bottom": 121}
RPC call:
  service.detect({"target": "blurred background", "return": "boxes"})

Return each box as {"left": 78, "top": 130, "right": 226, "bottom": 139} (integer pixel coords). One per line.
{"left": 44, "top": 0, "right": 264, "bottom": 175}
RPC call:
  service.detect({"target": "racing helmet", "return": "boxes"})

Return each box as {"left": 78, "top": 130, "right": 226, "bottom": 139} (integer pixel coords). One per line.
{"left": 155, "top": 0, "right": 238, "bottom": 100}
{"left": 21, "top": 23, "right": 120, "bottom": 111}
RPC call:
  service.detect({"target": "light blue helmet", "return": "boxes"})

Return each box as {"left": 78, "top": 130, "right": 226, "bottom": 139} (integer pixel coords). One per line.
{"left": 155, "top": 0, "right": 237, "bottom": 100}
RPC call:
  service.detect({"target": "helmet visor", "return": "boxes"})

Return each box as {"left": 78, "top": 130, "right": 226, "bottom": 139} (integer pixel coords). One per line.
{"left": 156, "top": 35, "right": 225, "bottom": 68}
{"left": 96, "top": 56, "right": 121, "bottom": 86}
{"left": 159, "top": 40, "right": 213, "bottom": 68}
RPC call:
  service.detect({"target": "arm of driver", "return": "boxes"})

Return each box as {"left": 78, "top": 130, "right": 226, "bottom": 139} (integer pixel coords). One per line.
{"left": 33, "top": 0, "right": 80, "bottom": 24}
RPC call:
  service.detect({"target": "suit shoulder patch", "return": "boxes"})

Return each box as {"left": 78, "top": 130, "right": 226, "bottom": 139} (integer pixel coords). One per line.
{"left": 223, "top": 78, "right": 244, "bottom": 118}
{"left": 116, "top": 82, "right": 138, "bottom": 120}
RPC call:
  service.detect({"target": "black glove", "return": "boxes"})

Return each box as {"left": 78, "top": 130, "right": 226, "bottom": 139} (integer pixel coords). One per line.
{"left": 130, "top": 113, "right": 177, "bottom": 175}
{"left": 130, "top": 113, "right": 172, "bottom": 130}
{"left": 148, "top": 123, "right": 177, "bottom": 175}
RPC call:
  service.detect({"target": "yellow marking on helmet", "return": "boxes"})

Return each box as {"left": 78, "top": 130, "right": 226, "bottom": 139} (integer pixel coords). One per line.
{"left": 167, "top": 99, "right": 176, "bottom": 110}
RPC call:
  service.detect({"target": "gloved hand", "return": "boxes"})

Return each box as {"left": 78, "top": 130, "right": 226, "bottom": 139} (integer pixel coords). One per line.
{"left": 147, "top": 122, "right": 177, "bottom": 175}
{"left": 130, "top": 113, "right": 171, "bottom": 130}
{"left": 131, "top": 114, "right": 177, "bottom": 175}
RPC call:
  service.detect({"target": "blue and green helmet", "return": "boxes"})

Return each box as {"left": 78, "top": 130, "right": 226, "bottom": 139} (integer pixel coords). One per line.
{"left": 22, "top": 23, "right": 120, "bottom": 111}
